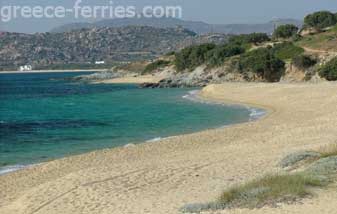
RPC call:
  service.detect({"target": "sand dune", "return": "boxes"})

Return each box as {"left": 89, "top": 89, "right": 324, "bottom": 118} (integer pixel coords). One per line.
{"left": 1, "top": 82, "right": 337, "bottom": 214}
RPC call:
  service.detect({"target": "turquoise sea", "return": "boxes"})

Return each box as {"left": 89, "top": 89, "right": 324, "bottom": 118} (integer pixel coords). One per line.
{"left": 0, "top": 72, "right": 261, "bottom": 174}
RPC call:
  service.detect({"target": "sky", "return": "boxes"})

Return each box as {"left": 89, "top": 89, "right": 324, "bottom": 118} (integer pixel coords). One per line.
{"left": 0, "top": 0, "right": 337, "bottom": 33}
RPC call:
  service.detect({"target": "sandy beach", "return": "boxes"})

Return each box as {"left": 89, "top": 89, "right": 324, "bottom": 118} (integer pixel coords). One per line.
{"left": 1, "top": 82, "right": 337, "bottom": 214}
{"left": 94, "top": 74, "right": 165, "bottom": 84}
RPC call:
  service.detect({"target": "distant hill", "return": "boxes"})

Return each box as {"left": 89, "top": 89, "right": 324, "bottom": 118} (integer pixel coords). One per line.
{"left": 50, "top": 17, "right": 303, "bottom": 35}
{"left": 0, "top": 26, "right": 230, "bottom": 70}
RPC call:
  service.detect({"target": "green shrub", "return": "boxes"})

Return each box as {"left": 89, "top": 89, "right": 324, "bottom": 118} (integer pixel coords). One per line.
{"left": 304, "top": 11, "right": 337, "bottom": 30}
{"left": 273, "top": 24, "right": 299, "bottom": 39}
{"left": 319, "top": 57, "right": 337, "bottom": 81}
{"left": 239, "top": 48, "right": 285, "bottom": 82}
{"left": 174, "top": 43, "right": 216, "bottom": 71}
{"left": 292, "top": 55, "right": 317, "bottom": 69}
{"left": 206, "top": 44, "right": 245, "bottom": 66}
{"left": 143, "top": 60, "right": 170, "bottom": 74}
{"left": 272, "top": 42, "right": 304, "bottom": 60}
{"left": 174, "top": 43, "right": 244, "bottom": 71}
{"left": 165, "top": 51, "right": 175, "bottom": 56}
{"left": 229, "top": 33, "right": 270, "bottom": 45}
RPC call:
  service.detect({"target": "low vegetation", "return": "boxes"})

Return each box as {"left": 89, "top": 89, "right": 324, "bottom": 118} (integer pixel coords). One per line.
{"left": 319, "top": 56, "right": 337, "bottom": 81}
{"left": 115, "top": 61, "right": 148, "bottom": 73}
{"left": 181, "top": 173, "right": 327, "bottom": 213}
{"left": 174, "top": 43, "right": 216, "bottom": 71}
{"left": 296, "top": 25, "right": 337, "bottom": 51}
{"left": 292, "top": 55, "right": 317, "bottom": 69}
{"left": 173, "top": 33, "right": 272, "bottom": 72}
{"left": 273, "top": 24, "right": 299, "bottom": 39}
{"left": 163, "top": 10, "right": 337, "bottom": 83}
{"left": 182, "top": 142, "right": 337, "bottom": 213}
{"left": 318, "top": 144, "right": 337, "bottom": 158}
{"left": 142, "top": 60, "right": 170, "bottom": 74}
{"left": 238, "top": 48, "right": 285, "bottom": 82}
{"left": 218, "top": 173, "right": 325, "bottom": 208}
{"left": 174, "top": 42, "right": 245, "bottom": 71}
{"left": 229, "top": 33, "right": 270, "bottom": 45}
{"left": 272, "top": 42, "right": 304, "bottom": 60}
{"left": 206, "top": 44, "right": 245, "bottom": 66}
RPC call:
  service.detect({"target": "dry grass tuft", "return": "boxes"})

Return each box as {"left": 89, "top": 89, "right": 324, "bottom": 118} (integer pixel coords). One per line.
{"left": 218, "top": 173, "right": 326, "bottom": 209}
{"left": 318, "top": 143, "right": 337, "bottom": 158}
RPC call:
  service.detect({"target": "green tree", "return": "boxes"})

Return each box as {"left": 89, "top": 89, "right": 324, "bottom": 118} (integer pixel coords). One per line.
{"left": 174, "top": 43, "right": 216, "bottom": 71}
{"left": 319, "top": 57, "right": 337, "bottom": 81}
{"left": 271, "top": 42, "right": 304, "bottom": 60}
{"left": 304, "top": 11, "right": 337, "bottom": 30}
{"left": 206, "top": 44, "right": 245, "bottom": 66}
{"left": 273, "top": 24, "right": 299, "bottom": 39}
{"left": 229, "top": 33, "right": 270, "bottom": 45}
{"left": 292, "top": 55, "right": 317, "bottom": 69}
{"left": 239, "top": 48, "right": 285, "bottom": 82}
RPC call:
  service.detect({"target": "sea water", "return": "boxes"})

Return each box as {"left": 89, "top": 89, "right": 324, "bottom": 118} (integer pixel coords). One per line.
{"left": 0, "top": 72, "right": 261, "bottom": 174}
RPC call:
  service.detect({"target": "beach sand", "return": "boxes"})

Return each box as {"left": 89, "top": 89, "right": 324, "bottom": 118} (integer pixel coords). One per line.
{"left": 94, "top": 74, "right": 165, "bottom": 84}
{"left": 1, "top": 82, "right": 337, "bottom": 214}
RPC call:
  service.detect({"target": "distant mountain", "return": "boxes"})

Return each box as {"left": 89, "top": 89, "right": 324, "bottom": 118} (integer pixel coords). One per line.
{"left": 0, "top": 26, "right": 229, "bottom": 70}
{"left": 50, "top": 17, "right": 303, "bottom": 35}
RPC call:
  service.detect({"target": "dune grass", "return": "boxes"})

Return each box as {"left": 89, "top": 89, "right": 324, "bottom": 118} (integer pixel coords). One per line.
{"left": 218, "top": 173, "right": 326, "bottom": 209}
{"left": 318, "top": 144, "right": 337, "bottom": 158}
{"left": 181, "top": 173, "right": 327, "bottom": 213}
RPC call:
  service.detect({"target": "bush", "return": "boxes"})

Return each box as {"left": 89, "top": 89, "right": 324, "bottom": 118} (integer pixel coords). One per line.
{"left": 143, "top": 60, "right": 170, "bottom": 74}
{"left": 272, "top": 42, "right": 304, "bottom": 60}
{"left": 174, "top": 43, "right": 245, "bottom": 71}
{"left": 229, "top": 33, "right": 270, "bottom": 45}
{"left": 206, "top": 44, "right": 245, "bottom": 66}
{"left": 174, "top": 43, "right": 216, "bottom": 71}
{"left": 319, "top": 57, "right": 337, "bottom": 81}
{"left": 165, "top": 51, "right": 175, "bottom": 56}
{"left": 239, "top": 48, "right": 285, "bottom": 82}
{"left": 292, "top": 55, "right": 317, "bottom": 69}
{"left": 273, "top": 24, "right": 299, "bottom": 39}
{"left": 304, "top": 11, "right": 337, "bottom": 30}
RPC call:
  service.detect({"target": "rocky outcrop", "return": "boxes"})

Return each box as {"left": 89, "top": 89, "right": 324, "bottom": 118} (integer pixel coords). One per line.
{"left": 71, "top": 71, "right": 122, "bottom": 81}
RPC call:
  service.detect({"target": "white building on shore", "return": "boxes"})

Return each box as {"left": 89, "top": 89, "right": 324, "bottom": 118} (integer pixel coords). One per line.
{"left": 19, "top": 65, "right": 33, "bottom": 71}
{"left": 95, "top": 61, "right": 105, "bottom": 65}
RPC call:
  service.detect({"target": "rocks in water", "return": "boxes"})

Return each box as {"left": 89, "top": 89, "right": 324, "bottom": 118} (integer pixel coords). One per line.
{"left": 139, "top": 82, "right": 160, "bottom": 88}
{"left": 278, "top": 151, "right": 321, "bottom": 168}
{"left": 306, "top": 156, "right": 337, "bottom": 176}
{"left": 71, "top": 71, "right": 122, "bottom": 81}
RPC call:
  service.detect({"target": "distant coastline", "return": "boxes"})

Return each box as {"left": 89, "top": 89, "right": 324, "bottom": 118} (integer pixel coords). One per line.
{"left": 0, "top": 69, "right": 108, "bottom": 74}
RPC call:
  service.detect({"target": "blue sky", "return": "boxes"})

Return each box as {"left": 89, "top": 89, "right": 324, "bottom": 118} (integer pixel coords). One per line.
{"left": 0, "top": 0, "right": 336, "bottom": 33}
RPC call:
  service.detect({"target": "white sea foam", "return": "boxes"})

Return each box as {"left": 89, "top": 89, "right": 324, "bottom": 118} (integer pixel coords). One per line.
{"left": 146, "top": 137, "right": 163, "bottom": 142}
{"left": 182, "top": 90, "right": 266, "bottom": 122}
{"left": 0, "top": 164, "right": 31, "bottom": 175}
{"left": 248, "top": 108, "right": 266, "bottom": 121}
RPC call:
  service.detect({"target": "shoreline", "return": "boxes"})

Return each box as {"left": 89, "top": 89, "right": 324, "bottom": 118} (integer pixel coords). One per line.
{"left": 1, "top": 82, "right": 337, "bottom": 214}
{"left": 0, "top": 69, "right": 108, "bottom": 74}
{"left": 0, "top": 88, "right": 266, "bottom": 176}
